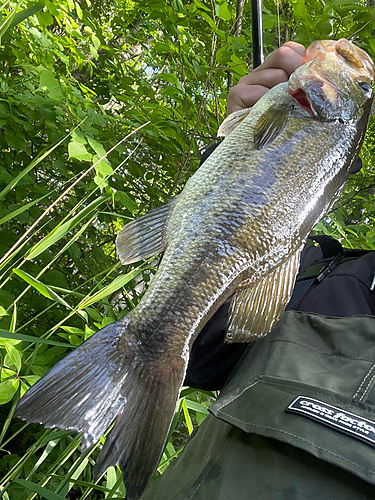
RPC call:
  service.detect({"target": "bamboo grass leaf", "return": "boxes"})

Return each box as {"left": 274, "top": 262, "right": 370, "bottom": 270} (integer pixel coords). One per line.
{"left": 15, "top": 480, "right": 66, "bottom": 500}
{"left": 39, "top": 430, "right": 73, "bottom": 446}
{"left": 0, "top": 193, "right": 51, "bottom": 226}
{"left": 0, "top": 123, "right": 83, "bottom": 201}
{"left": 8, "top": 2, "right": 45, "bottom": 31}
{"left": 185, "top": 400, "right": 209, "bottom": 414}
{"left": 12, "top": 269, "right": 71, "bottom": 309}
{"left": 181, "top": 399, "right": 194, "bottom": 435}
{"left": 9, "top": 304, "right": 16, "bottom": 333}
{"left": 45, "top": 476, "right": 110, "bottom": 493}
{"left": 0, "top": 1, "right": 20, "bottom": 40}
{"left": 25, "top": 193, "right": 110, "bottom": 260}
{"left": 57, "top": 457, "right": 89, "bottom": 497}
{"left": 0, "top": 330, "right": 71, "bottom": 347}
{"left": 79, "top": 265, "right": 149, "bottom": 309}
{"left": 26, "top": 439, "right": 60, "bottom": 479}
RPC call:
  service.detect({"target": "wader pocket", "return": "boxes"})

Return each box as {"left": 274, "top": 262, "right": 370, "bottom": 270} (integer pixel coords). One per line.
{"left": 210, "top": 311, "right": 375, "bottom": 486}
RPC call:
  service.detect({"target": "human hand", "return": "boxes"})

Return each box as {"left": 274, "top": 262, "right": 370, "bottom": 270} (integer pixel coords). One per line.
{"left": 227, "top": 42, "right": 307, "bottom": 115}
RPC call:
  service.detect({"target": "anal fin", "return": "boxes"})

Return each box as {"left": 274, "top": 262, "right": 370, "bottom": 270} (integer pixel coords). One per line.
{"left": 226, "top": 249, "right": 302, "bottom": 343}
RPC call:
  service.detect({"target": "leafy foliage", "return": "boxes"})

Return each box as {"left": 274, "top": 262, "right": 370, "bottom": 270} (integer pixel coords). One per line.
{"left": 1, "top": 0, "right": 375, "bottom": 498}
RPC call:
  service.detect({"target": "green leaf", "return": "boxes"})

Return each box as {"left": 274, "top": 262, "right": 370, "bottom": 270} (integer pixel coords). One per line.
{"left": 185, "top": 399, "right": 209, "bottom": 414}
{"left": 0, "top": 378, "right": 19, "bottom": 404}
{"left": 79, "top": 265, "right": 148, "bottom": 308}
{"left": 60, "top": 326, "right": 84, "bottom": 335}
{"left": 232, "top": 37, "right": 251, "bottom": 57}
{"left": 5, "top": 344, "right": 22, "bottom": 372}
{"left": 15, "top": 480, "right": 67, "bottom": 500}
{"left": 199, "top": 11, "right": 225, "bottom": 37}
{"left": 22, "top": 375, "right": 40, "bottom": 386}
{"left": 12, "top": 269, "right": 72, "bottom": 309}
{"left": 91, "top": 33, "right": 100, "bottom": 49}
{"left": 0, "top": 193, "right": 50, "bottom": 225}
{"left": 192, "top": 0, "right": 211, "bottom": 11}
{"left": 37, "top": 10, "right": 53, "bottom": 27}
{"left": 182, "top": 399, "right": 194, "bottom": 434}
{"left": 8, "top": 2, "right": 45, "bottom": 31}
{"left": 87, "top": 136, "right": 107, "bottom": 157}
{"left": 154, "top": 73, "right": 179, "bottom": 85}
{"left": 76, "top": 1, "right": 83, "bottom": 19}
{"left": 115, "top": 190, "right": 138, "bottom": 212}
{"left": 25, "top": 193, "right": 110, "bottom": 260}
{"left": 0, "top": 306, "right": 8, "bottom": 316}
{"left": 0, "top": 125, "right": 81, "bottom": 201}
{"left": 38, "top": 69, "right": 63, "bottom": 100}
{"left": 68, "top": 140, "right": 92, "bottom": 161}
{"left": 94, "top": 158, "right": 113, "bottom": 177}
{"left": 217, "top": 1, "right": 231, "bottom": 21}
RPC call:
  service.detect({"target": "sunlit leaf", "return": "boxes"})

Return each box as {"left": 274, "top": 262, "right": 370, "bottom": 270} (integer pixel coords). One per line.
{"left": 0, "top": 378, "right": 19, "bottom": 404}
{"left": 25, "top": 193, "right": 110, "bottom": 260}
{"left": 13, "top": 269, "right": 72, "bottom": 309}
{"left": 0, "top": 329, "right": 70, "bottom": 347}
{"left": 79, "top": 265, "right": 149, "bottom": 308}
{"left": 4, "top": 344, "right": 22, "bottom": 372}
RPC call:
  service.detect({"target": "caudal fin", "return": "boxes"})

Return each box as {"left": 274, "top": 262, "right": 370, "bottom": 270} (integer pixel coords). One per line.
{"left": 15, "top": 320, "right": 186, "bottom": 499}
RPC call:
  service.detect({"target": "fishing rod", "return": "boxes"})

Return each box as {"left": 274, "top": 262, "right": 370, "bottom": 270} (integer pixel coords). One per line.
{"left": 251, "top": 0, "right": 264, "bottom": 68}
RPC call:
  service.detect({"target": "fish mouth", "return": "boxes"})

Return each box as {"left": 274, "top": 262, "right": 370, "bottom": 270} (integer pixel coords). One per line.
{"left": 288, "top": 88, "right": 313, "bottom": 114}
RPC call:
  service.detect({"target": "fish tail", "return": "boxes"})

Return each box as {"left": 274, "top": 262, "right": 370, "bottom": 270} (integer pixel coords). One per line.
{"left": 15, "top": 320, "right": 186, "bottom": 499}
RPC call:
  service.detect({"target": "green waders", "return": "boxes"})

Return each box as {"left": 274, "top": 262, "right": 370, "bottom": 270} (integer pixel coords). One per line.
{"left": 140, "top": 311, "right": 375, "bottom": 499}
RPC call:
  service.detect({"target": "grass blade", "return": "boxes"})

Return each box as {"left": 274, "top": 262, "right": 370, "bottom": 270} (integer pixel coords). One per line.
{"left": 0, "top": 193, "right": 51, "bottom": 226}
{"left": 8, "top": 2, "right": 44, "bottom": 31}
{"left": 79, "top": 264, "right": 150, "bottom": 309}
{"left": 15, "top": 480, "right": 66, "bottom": 500}
{"left": 25, "top": 193, "right": 110, "bottom": 261}
{"left": 13, "top": 269, "right": 72, "bottom": 309}
{"left": 0, "top": 330, "right": 71, "bottom": 347}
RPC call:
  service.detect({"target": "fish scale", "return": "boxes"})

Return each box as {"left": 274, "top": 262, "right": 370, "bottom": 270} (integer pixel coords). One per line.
{"left": 15, "top": 39, "right": 375, "bottom": 499}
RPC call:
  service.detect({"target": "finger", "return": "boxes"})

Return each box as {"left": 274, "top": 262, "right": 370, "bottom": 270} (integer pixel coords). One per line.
{"left": 227, "top": 84, "right": 269, "bottom": 115}
{"left": 237, "top": 68, "right": 291, "bottom": 90}
{"left": 253, "top": 42, "right": 307, "bottom": 77}
{"left": 227, "top": 67, "right": 295, "bottom": 114}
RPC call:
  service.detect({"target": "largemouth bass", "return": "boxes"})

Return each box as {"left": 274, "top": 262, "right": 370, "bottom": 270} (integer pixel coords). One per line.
{"left": 16, "top": 39, "right": 374, "bottom": 499}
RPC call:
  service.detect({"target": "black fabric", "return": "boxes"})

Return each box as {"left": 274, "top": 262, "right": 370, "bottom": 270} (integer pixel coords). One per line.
{"left": 199, "top": 142, "right": 221, "bottom": 165}
{"left": 308, "top": 234, "right": 344, "bottom": 258}
{"left": 352, "top": 156, "right": 363, "bottom": 174}
{"left": 184, "top": 298, "right": 248, "bottom": 391}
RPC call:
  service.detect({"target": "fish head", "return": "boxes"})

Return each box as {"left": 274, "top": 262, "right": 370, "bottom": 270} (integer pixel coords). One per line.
{"left": 288, "top": 39, "right": 374, "bottom": 123}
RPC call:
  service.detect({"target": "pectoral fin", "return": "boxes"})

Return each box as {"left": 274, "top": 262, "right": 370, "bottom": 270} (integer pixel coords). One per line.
{"left": 116, "top": 199, "right": 178, "bottom": 265}
{"left": 254, "top": 103, "right": 293, "bottom": 150}
{"left": 217, "top": 108, "right": 253, "bottom": 137}
{"left": 226, "top": 249, "right": 302, "bottom": 343}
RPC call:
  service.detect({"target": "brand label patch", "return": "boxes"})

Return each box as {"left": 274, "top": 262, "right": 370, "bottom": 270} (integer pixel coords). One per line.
{"left": 286, "top": 396, "right": 375, "bottom": 447}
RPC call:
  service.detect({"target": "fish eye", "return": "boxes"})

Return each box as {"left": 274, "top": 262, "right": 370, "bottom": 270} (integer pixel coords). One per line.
{"left": 359, "top": 82, "right": 373, "bottom": 94}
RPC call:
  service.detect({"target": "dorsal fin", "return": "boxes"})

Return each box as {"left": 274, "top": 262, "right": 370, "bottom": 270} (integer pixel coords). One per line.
{"left": 217, "top": 108, "right": 253, "bottom": 137}
{"left": 116, "top": 198, "right": 178, "bottom": 265}
{"left": 225, "top": 248, "right": 302, "bottom": 343}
